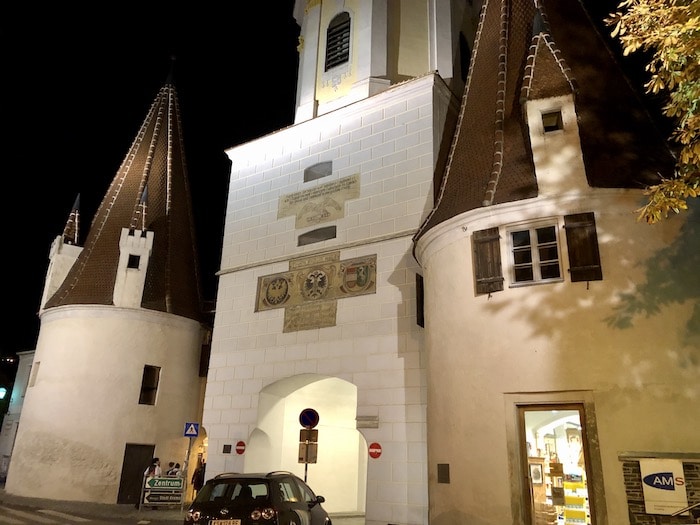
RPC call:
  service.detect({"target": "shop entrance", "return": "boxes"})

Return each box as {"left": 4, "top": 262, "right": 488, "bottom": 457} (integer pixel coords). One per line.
{"left": 520, "top": 404, "right": 595, "bottom": 525}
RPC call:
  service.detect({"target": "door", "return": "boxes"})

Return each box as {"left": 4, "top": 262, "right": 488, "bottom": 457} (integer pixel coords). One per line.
{"left": 117, "top": 443, "right": 155, "bottom": 504}
{"left": 519, "top": 404, "right": 595, "bottom": 525}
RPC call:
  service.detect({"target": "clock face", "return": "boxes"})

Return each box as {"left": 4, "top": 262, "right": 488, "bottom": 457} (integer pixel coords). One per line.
{"left": 265, "top": 277, "right": 289, "bottom": 306}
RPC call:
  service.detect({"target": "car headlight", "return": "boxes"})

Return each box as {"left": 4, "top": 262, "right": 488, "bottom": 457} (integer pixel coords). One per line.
{"left": 184, "top": 509, "right": 201, "bottom": 522}
{"left": 250, "top": 507, "right": 276, "bottom": 520}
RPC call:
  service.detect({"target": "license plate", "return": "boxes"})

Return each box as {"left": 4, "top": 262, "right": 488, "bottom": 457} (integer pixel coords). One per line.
{"left": 211, "top": 520, "right": 241, "bottom": 525}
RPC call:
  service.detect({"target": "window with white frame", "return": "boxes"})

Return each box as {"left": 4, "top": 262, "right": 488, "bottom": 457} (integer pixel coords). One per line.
{"left": 472, "top": 212, "right": 602, "bottom": 295}
{"left": 508, "top": 222, "right": 562, "bottom": 284}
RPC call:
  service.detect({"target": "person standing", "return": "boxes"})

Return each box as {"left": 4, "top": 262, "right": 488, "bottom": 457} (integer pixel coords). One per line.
{"left": 169, "top": 462, "right": 182, "bottom": 477}
{"left": 191, "top": 460, "right": 206, "bottom": 496}
{"left": 144, "top": 457, "right": 162, "bottom": 478}
{"left": 137, "top": 457, "right": 162, "bottom": 510}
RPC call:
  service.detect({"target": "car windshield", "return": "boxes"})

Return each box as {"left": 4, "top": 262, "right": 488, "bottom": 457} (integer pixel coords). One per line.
{"left": 196, "top": 479, "right": 269, "bottom": 504}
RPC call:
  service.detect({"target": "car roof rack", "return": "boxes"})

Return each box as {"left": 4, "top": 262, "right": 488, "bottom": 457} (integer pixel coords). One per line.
{"left": 266, "top": 470, "right": 293, "bottom": 477}
{"left": 213, "top": 472, "right": 241, "bottom": 479}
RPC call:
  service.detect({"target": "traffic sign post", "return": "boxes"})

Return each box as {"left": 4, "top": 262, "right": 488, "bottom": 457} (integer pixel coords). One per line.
{"left": 184, "top": 422, "right": 199, "bottom": 437}
{"left": 298, "top": 409, "right": 319, "bottom": 482}
{"left": 299, "top": 408, "right": 319, "bottom": 429}
{"left": 183, "top": 421, "right": 199, "bottom": 510}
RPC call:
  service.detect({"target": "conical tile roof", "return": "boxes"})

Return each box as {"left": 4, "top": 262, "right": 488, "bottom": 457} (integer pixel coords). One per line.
{"left": 45, "top": 72, "right": 204, "bottom": 322}
{"left": 415, "top": 0, "right": 675, "bottom": 241}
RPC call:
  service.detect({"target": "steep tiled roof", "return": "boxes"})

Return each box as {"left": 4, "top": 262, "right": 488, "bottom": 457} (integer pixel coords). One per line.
{"left": 415, "top": 0, "right": 675, "bottom": 241}
{"left": 44, "top": 75, "right": 204, "bottom": 322}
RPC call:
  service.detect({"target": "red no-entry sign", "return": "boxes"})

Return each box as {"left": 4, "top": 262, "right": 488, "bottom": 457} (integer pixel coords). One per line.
{"left": 236, "top": 441, "right": 246, "bottom": 455}
{"left": 369, "top": 442, "right": 382, "bottom": 459}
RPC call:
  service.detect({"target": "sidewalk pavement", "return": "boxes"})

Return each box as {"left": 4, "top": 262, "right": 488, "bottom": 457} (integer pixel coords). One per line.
{"left": 0, "top": 485, "right": 365, "bottom": 524}
{"left": 0, "top": 485, "right": 184, "bottom": 521}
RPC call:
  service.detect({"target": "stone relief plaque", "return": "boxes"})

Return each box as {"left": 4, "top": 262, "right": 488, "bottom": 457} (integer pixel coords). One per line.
{"left": 283, "top": 302, "right": 337, "bottom": 333}
{"left": 278, "top": 174, "right": 360, "bottom": 228}
{"left": 255, "top": 252, "right": 377, "bottom": 332}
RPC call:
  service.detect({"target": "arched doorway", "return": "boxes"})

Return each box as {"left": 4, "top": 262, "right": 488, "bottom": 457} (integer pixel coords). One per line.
{"left": 244, "top": 374, "right": 367, "bottom": 514}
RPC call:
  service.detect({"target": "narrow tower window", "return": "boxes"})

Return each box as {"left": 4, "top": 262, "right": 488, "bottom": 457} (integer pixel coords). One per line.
{"left": 325, "top": 12, "right": 351, "bottom": 71}
{"left": 139, "top": 365, "right": 161, "bottom": 405}
{"left": 542, "top": 110, "right": 563, "bottom": 132}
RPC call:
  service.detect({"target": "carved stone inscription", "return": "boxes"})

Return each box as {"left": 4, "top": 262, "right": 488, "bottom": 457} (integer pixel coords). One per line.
{"left": 255, "top": 252, "right": 377, "bottom": 332}
{"left": 278, "top": 174, "right": 360, "bottom": 228}
{"left": 284, "top": 302, "right": 337, "bottom": 333}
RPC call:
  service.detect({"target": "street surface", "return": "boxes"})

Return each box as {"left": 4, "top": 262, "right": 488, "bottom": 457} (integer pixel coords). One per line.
{"left": 0, "top": 500, "right": 364, "bottom": 525}
{"left": 0, "top": 502, "right": 182, "bottom": 525}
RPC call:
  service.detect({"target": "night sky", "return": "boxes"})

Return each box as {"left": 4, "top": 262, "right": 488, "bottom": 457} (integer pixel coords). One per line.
{"left": 3, "top": 2, "right": 299, "bottom": 356}
{"left": 2, "top": 1, "right": 662, "bottom": 357}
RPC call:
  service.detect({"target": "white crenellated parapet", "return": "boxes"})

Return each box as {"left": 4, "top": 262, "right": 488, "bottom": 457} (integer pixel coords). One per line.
{"left": 113, "top": 228, "right": 154, "bottom": 308}
{"left": 40, "top": 236, "right": 83, "bottom": 313}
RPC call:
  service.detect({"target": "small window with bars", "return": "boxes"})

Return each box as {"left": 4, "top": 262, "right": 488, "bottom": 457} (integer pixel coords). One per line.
{"left": 325, "top": 12, "right": 351, "bottom": 71}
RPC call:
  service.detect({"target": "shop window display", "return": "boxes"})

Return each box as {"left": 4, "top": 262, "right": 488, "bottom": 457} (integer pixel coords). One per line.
{"left": 523, "top": 407, "right": 592, "bottom": 525}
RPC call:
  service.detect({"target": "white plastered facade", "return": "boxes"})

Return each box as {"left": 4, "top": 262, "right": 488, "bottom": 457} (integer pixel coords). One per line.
{"left": 207, "top": 73, "right": 456, "bottom": 525}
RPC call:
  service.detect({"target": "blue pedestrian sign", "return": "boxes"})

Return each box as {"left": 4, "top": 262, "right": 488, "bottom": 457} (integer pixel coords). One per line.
{"left": 184, "top": 422, "right": 199, "bottom": 437}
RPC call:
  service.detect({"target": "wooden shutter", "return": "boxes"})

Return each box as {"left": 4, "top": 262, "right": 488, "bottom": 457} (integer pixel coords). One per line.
{"left": 473, "top": 227, "right": 504, "bottom": 294}
{"left": 564, "top": 213, "right": 603, "bottom": 282}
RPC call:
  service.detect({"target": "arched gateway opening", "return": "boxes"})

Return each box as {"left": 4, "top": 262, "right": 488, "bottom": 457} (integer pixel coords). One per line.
{"left": 243, "top": 374, "right": 367, "bottom": 514}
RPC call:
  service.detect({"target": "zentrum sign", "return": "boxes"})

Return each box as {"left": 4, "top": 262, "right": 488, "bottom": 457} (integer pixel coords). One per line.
{"left": 639, "top": 459, "right": 688, "bottom": 515}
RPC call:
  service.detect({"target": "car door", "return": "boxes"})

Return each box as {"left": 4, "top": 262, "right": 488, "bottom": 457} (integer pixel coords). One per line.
{"left": 276, "top": 477, "right": 312, "bottom": 525}
{"left": 295, "top": 477, "right": 329, "bottom": 525}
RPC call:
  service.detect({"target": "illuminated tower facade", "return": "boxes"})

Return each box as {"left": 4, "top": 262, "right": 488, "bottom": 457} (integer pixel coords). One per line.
{"left": 204, "top": 1, "right": 478, "bottom": 524}
{"left": 5, "top": 73, "right": 208, "bottom": 505}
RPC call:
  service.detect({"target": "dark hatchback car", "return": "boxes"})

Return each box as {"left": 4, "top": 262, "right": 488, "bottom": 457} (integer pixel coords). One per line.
{"left": 184, "top": 470, "right": 332, "bottom": 525}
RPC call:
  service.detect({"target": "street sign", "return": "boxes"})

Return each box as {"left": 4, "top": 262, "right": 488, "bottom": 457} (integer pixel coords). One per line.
{"left": 236, "top": 440, "right": 246, "bottom": 454}
{"left": 298, "top": 442, "right": 318, "bottom": 463}
{"left": 299, "top": 408, "right": 319, "bottom": 429}
{"left": 299, "top": 429, "right": 318, "bottom": 443}
{"left": 141, "top": 476, "right": 185, "bottom": 507}
{"left": 144, "top": 491, "right": 182, "bottom": 503}
{"left": 147, "top": 477, "right": 184, "bottom": 489}
{"left": 184, "top": 422, "right": 199, "bottom": 437}
{"left": 369, "top": 442, "right": 382, "bottom": 459}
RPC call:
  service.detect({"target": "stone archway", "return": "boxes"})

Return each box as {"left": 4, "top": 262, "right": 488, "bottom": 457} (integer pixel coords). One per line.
{"left": 244, "top": 374, "right": 367, "bottom": 514}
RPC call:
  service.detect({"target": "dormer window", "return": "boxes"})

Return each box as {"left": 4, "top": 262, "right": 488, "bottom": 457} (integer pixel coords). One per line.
{"left": 542, "top": 110, "right": 563, "bottom": 132}
{"left": 325, "top": 12, "right": 351, "bottom": 71}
